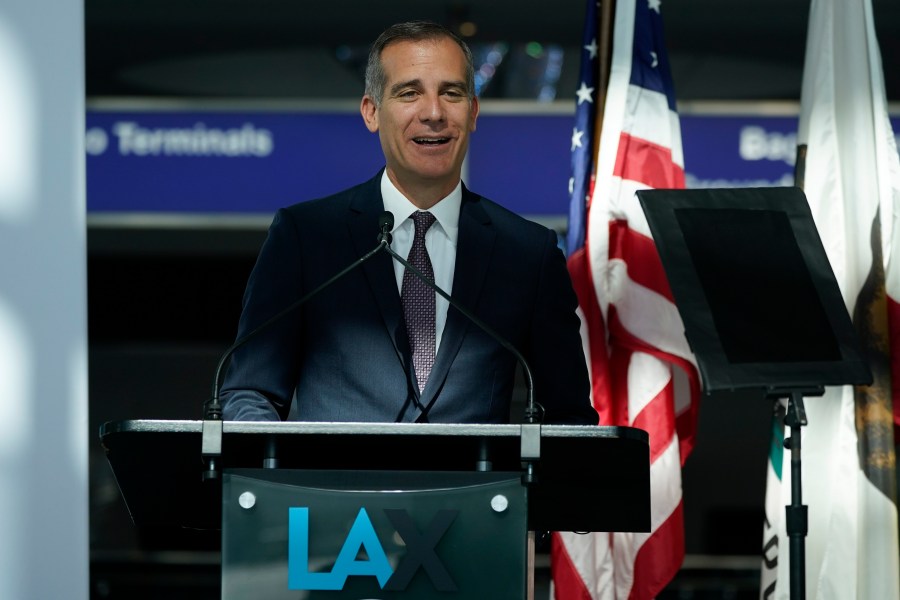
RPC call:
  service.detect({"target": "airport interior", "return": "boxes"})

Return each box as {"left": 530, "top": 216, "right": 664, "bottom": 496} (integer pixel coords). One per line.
{"left": 85, "top": 1, "right": 900, "bottom": 598}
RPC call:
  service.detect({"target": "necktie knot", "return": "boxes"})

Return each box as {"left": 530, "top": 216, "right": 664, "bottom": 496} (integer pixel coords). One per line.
{"left": 411, "top": 211, "right": 436, "bottom": 239}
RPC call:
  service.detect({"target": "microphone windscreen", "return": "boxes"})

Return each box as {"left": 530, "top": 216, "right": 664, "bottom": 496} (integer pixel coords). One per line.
{"left": 379, "top": 211, "right": 395, "bottom": 232}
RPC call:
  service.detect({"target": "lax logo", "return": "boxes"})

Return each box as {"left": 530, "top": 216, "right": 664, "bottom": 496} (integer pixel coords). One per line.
{"left": 287, "top": 507, "right": 459, "bottom": 592}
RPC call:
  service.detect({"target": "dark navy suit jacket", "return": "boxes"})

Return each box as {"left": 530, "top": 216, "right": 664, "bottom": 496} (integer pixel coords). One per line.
{"left": 220, "top": 172, "right": 597, "bottom": 425}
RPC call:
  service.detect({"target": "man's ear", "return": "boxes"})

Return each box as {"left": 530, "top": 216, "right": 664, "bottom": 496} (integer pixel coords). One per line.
{"left": 360, "top": 95, "right": 379, "bottom": 132}
{"left": 469, "top": 96, "right": 480, "bottom": 132}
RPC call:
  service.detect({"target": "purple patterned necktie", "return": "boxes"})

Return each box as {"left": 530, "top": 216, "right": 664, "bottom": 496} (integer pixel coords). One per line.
{"left": 402, "top": 211, "right": 437, "bottom": 393}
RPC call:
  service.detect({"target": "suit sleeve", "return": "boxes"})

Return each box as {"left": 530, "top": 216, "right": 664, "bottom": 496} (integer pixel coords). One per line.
{"left": 527, "top": 229, "right": 599, "bottom": 425}
{"left": 220, "top": 208, "right": 304, "bottom": 421}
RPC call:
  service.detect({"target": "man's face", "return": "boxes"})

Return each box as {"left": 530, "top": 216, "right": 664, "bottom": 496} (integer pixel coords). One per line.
{"left": 360, "top": 37, "right": 479, "bottom": 204}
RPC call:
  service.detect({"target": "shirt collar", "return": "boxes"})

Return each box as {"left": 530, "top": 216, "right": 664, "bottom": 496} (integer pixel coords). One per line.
{"left": 380, "top": 171, "right": 461, "bottom": 243}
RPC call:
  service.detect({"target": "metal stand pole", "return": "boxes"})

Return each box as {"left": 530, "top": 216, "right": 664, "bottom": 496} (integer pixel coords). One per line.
{"left": 767, "top": 386, "right": 821, "bottom": 600}
{"left": 783, "top": 389, "right": 810, "bottom": 600}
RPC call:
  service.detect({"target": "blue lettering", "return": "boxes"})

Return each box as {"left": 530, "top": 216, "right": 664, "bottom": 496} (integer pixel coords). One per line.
{"left": 330, "top": 508, "right": 393, "bottom": 587}
{"left": 287, "top": 507, "right": 392, "bottom": 591}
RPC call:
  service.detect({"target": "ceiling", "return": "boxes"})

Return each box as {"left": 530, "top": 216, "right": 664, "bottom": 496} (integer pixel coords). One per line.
{"left": 85, "top": 0, "right": 900, "bottom": 103}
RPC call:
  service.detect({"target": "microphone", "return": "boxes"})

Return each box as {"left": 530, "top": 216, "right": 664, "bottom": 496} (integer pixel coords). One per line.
{"left": 200, "top": 211, "right": 394, "bottom": 480}
{"left": 378, "top": 211, "right": 394, "bottom": 244}
{"left": 382, "top": 218, "right": 542, "bottom": 426}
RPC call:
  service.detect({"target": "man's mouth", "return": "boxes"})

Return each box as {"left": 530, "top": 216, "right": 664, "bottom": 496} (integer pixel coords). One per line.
{"left": 413, "top": 137, "right": 450, "bottom": 146}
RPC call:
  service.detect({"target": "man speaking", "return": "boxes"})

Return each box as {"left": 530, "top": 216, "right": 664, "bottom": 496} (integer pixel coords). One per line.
{"left": 220, "top": 21, "right": 598, "bottom": 426}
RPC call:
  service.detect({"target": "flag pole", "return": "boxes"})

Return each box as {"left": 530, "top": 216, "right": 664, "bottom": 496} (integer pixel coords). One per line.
{"left": 593, "top": 0, "right": 616, "bottom": 160}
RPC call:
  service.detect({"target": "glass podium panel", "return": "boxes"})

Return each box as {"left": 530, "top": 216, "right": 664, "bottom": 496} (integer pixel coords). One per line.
{"left": 222, "top": 469, "right": 528, "bottom": 599}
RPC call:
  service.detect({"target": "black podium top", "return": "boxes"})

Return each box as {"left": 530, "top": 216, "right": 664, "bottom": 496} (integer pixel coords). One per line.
{"left": 100, "top": 420, "right": 649, "bottom": 533}
{"left": 636, "top": 186, "right": 872, "bottom": 392}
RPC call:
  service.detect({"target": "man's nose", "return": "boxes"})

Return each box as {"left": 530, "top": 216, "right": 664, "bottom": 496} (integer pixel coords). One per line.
{"left": 419, "top": 94, "right": 445, "bottom": 122}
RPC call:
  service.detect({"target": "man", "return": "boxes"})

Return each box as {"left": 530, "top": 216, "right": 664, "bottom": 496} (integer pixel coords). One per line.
{"left": 220, "top": 21, "right": 597, "bottom": 425}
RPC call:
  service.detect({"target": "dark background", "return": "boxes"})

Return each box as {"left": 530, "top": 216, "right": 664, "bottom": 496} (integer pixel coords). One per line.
{"left": 85, "top": 0, "right": 900, "bottom": 101}
{"left": 86, "top": 1, "right": 899, "bottom": 598}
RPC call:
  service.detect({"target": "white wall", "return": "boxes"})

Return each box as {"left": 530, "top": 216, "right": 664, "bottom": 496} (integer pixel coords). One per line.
{"left": 0, "top": 1, "right": 88, "bottom": 599}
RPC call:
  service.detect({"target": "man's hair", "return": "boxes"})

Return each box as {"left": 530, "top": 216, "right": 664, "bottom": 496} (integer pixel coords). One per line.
{"left": 364, "top": 21, "right": 476, "bottom": 107}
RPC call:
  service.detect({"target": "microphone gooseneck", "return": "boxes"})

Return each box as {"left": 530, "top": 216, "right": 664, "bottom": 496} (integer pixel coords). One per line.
{"left": 204, "top": 211, "right": 395, "bottom": 422}
{"left": 200, "top": 211, "right": 396, "bottom": 481}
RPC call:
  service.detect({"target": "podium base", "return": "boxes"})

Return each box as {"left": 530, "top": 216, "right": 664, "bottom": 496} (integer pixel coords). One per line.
{"left": 222, "top": 469, "right": 529, "bottom": 599}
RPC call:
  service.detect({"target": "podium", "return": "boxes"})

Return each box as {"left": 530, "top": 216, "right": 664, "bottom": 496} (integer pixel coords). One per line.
{"left": 100, "top": 420, "right": 650, "bottom": 599}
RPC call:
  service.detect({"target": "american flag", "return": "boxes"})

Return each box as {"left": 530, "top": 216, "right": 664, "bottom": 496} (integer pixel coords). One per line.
{"left": 551, "top": 0, "right": 701, "bottom": 598}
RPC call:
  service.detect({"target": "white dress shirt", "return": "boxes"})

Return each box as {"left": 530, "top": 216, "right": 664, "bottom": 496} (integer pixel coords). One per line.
{"left": 380, "top": 172, "right": 459, "bottom": 352}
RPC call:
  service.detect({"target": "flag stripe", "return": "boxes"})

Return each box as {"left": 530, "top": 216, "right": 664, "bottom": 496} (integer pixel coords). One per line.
{"left": 613, "top": 132, "right": 686, "bottom": 190}
{"left": 609, "top": 430, "right": 685, "bottom": 599}
{"left": 631, "top": 382, "right": 676, "bottom": 464}
{"left": 618, "top": 88, "right": 684, "bottom": 165}
{"left": 605, "top": 351, "right": 685, "bottom": 600}
{"left": 607, "top": 286, "right": 695, "bottom": 366}
{"left": 629, "top": 501, "right": 685, "bottom": 600}
{"left": 551, "top": 534, "right": 598, "bottom": 600}
{"left": 568, "top": 247, "right": 613, "bottom": 414}
{"left": 609, "top": 220, "right": 674, "bottom": 302}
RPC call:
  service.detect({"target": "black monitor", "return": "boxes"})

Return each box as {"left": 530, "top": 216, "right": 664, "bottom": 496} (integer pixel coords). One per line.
{"left": 636, "top": 186, "right": 872, "bottom": 392}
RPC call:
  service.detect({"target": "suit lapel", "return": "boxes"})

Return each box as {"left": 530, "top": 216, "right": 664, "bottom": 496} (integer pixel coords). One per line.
{"left": 345, "top": 179, "right": 496, "bottom": 418}
{"left": 346, "top": 177, "right": 408, "bottom": 365}
{"left": 419, "top": 189, "right": 495, "bottom": 411}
